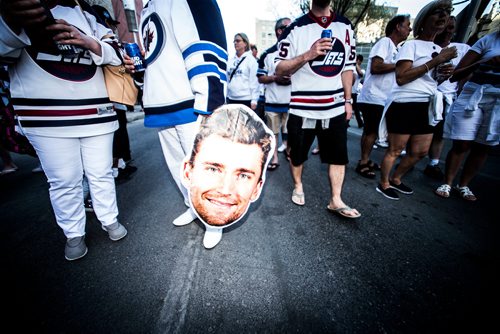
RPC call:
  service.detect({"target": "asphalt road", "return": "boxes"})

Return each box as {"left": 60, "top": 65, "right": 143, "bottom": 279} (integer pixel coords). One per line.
{"left": 1, "top": 114, "right": 498, "bottom": 333}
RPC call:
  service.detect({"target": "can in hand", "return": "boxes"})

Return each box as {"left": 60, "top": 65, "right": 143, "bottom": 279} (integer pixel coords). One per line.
{"left": 125, "top": 43, "right": 146, "bottom": 72}
{"left": 321, "top": 29, "right": 332, "bottom": 39}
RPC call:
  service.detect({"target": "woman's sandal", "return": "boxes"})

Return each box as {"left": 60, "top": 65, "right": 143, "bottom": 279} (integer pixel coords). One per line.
{"left": 367, "top": 160, "right": 381, "bottom": 171}
{"left": 355, "top": 161, "right": 376, "bottom": 179}
{"left": 454, "top": 185, "right": 477, "bottom": 201}
{"left": 435, "top": 184, "right": 451, "bottom": 198}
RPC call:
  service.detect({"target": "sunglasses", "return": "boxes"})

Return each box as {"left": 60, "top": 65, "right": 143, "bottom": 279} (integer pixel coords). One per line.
{"left": 277, "top": 25, "right": 287, "bottom": 30}
{"left": 432, "top": 8, "right": 452, "bottom": 16}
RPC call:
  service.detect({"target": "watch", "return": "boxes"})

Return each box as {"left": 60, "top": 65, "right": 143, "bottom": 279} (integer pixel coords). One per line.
{"left": 344, "top": 98, "right": 353, "bottom": 104}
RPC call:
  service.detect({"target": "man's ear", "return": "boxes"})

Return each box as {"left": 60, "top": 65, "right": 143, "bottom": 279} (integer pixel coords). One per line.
{"left": 250, "top": 179, "right": 264, "bottom": 202}
{"left": 180, "top": 158, "right": 193, "bottom": 188}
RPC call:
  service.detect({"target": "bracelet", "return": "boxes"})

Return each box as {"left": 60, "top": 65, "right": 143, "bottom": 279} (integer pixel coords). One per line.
{"left": 423, "top": 63, "right": 430, "bottom": 73}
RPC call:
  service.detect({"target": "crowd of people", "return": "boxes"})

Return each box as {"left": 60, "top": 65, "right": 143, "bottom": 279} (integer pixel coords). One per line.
{"left": 1, "top": 0, "right": 498, "bottom": 258}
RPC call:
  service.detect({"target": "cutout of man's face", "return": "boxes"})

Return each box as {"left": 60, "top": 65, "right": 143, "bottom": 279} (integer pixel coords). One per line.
{"left": 182, "top": 135, "right": 264, "bottom": 227}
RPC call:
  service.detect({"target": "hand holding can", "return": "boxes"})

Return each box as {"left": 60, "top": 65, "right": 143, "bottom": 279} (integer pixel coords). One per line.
{"left": 124, "top": 43, "right": 146, "bottom": 72}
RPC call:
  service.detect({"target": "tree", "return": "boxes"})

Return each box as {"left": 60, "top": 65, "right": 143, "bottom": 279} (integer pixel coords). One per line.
{"left": 296, "top": 0, "right": 393, "bottom": 30}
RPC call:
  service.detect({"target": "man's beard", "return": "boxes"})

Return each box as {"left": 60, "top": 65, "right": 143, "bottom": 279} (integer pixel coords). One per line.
{"left": 313, "top": 0, "right": 332, "bottom": 9}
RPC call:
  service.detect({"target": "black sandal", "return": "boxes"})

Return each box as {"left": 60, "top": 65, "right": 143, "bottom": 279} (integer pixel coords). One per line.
{"left": 355, "top": 162, "right": 376, "bottom": 179}
{"left": 368, "top": 160, "right": 381, "bottom": 171}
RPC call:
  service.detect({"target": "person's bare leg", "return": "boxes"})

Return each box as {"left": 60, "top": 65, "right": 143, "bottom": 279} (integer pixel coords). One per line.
{"left": 458, "top": 142, "right": 489, "bottom": 187}
{"left": 392, "top": 134, "right": 433, "bottom": 184}
{"left": 379, "top": 133, "right": 409, "bottom": 189}
{"left": 360, "top": 132, "right": 378, "bottom": 164}
{"left": 443, "top": 140, "right": 471, "bottom": 186}
{"left": 290, "top": 163, "right": 304, "bottom": 194}
{"left": 328, "top": 164, "right": 359, "bottom": 217}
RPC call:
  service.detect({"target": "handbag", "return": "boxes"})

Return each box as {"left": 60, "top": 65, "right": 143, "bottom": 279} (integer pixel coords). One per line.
{"left": 102, "top": 64, "right": 138, "bottom": 106}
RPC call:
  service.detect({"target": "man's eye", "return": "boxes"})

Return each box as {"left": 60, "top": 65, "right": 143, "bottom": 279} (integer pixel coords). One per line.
{"left": 238, "top": 173, "right": 251, "bottom": 180}
{"left": 206, "top": 166, "right": 219, "bottom": 173}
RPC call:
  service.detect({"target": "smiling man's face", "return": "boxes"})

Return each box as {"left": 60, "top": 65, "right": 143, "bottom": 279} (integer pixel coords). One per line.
{"left": 182, "top": 134, "right": 264, "bottom": 227}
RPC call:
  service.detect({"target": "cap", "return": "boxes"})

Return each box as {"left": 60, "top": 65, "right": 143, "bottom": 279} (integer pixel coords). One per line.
{"left": 92, "top": 5, "right": 120, "bottom": 27}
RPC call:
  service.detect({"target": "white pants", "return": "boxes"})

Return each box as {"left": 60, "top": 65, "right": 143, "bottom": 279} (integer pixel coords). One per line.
{"left": 158, "top": 120, "right": 199, "bottom": 206}
{"left": 27, "top": 133, "right": 118, "bottom": 239}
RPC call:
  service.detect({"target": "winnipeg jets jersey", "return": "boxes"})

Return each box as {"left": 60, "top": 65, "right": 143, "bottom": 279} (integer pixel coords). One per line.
{"left": 0, "top": 0, "right": 120, "bottom": 138}
{"left": 276, "top": 11, "right": 356, "bottom": 119}
{"left": 140, "top": 0, "right": 228, "bottom": 128}
{"left": 257, "top": 44, "right": 291, "bottom": 113}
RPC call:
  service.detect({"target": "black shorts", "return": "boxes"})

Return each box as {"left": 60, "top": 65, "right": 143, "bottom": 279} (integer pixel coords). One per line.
{"left": 358, "top": 102, "right": 383, "bottom": 134}
{"left": 227, "top": 98, "right": 252, "bottom": 109}
{"left": 287, "top": 113, "right": 348, "bottom": 166}
{"left": 386, "top": 101, "right": 434, "bottom": 135}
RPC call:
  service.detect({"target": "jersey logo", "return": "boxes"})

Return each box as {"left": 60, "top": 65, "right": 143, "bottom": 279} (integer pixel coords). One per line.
{"left": 142, "top": 12, "right": 166, "bottom": 66}
{"left": 27, "top": 47, "right": 96, "bottom": 82}
{"left": 309, "top": 37, "right": 345, "bottom": 77}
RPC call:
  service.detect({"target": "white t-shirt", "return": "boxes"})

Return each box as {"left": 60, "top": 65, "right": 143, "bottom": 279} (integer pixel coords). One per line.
{"left": 357, "top": 37, "right": 398, "bottom": 106}
{"left": 352, "top": 68, "right": 364, "bottom": 94}
{"left": 469, "top": 32, "right": 500, "bottom": 84}
{"left": 438, "top": 42, "right": 470, "bottom": 95}
{"left": 390, "top": 39, "right": 441, "bottom": 101}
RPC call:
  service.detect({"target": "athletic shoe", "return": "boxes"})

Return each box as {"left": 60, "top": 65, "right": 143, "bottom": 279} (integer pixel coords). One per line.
{"left": 376, "top": 184, "right": 399, "bottom": 200}
{"left": 203, "top": 227, "right": 222, "bottom": 249}
{"left": 65, "top": 236, "right": 88, "bottom": 261}
{"left": 376, "top": 140, "right": 389, "bottom": 148}
{"left": 84, "top": 196, "right": 94, "bottom": 212}
{"left": 277, "top": 143, "right": 287, "bottom": 152}
{"left": 389, "top": 181, "right": 414, "bottom": 194}
{"left": 423, "top": 164, "right": 444, "bottom": 180}
{"left": 102, "top": 222, "right": 128, "bottom": 241}
{"left": 32, "top": 164, "right": 43, "bottom": 173}
{"left": 172, "top": 208, "right": 197, "bottom": 226}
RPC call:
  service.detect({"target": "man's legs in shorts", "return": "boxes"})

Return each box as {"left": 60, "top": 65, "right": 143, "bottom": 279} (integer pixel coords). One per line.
{"left": 359, "top": 103, "right": 383, "bottom": 166}
{"left": 318, "top": 114, "right": 360, "bottom": 217}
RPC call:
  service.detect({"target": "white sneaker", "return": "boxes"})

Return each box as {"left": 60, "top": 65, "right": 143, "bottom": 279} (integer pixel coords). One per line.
{"left": 172, "top": 208, "right": 197, "bottom": 226}
{"left": 277, "top": 143, "right": 287, "bottom": 152}
{"left": 118, "top": 158, "right": 126, "bottom": 169}
{"left": 376, "top": 140, "right": 389, "bottom": 148}
{"left": 203, "top": 227, "right": 222, "bottom": 249}
{"left": 32, "top": 164, "right": 43, "bottom": 173}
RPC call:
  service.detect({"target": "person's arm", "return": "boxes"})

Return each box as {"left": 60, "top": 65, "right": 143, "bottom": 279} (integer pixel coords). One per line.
{"left": 370, "top": 56, "right": 395, "bottom": 74}
{"left": 249, "top": 58, "right": 260, "bottom": 109}
{"left": 395, "top": 46, "right": 457, "bottom": 86}
{"left": 342, "top": 70, "right": 353, "bottom": 120}
{"left": 275, "top": 37, "right": 331, "bottom": 76}
{"left": 449, "top": 50, "right": 482, "bottom": 83}
{"left": 171, "top": 0, "right": 227, "bottom": 114}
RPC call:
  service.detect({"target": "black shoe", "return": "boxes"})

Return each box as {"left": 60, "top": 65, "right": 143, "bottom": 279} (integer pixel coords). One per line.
{"left": 84, "top": 196, "right": 94, "bottom": 212}
{"left": 376, "top": 184, "right": 399, "bottom": 200}
{"left": 389, "top": 181, "right": 413, "bottom": 194}
{"left": 423, "top": 164, "right": 444, "bottom": 180}
{"left": 117, "top": 164, "right": 138, "bottom": 180}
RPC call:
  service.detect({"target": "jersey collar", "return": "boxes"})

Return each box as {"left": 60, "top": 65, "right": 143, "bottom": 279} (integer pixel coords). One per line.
{"left": 308, "top": 10, "right": 335, "bottom": 28}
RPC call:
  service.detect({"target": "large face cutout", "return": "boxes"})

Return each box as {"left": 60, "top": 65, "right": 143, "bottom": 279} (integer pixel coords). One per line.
{"left": 181, "top": 105, "right": 275, "bottom": 228}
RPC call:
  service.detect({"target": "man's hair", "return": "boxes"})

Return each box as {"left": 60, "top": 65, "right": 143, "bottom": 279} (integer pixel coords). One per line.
{"left": 274, "top": 17, "right": 291, "bottom": 32}
{"left": 385, "top": 14, "right": 410, "bottom": 36}
{"left": 251, "top": 44, "right": 257, "bottom": 52}
{"left": 356, "top": 54, "right": 364, "bottom": 62}
{"left": 189, "top": 105, "right": 273, "bottom": 179}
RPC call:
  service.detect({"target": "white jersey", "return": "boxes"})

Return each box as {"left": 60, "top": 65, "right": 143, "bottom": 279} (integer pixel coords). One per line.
{"left": 0, "top": 1, "right": 120, "bottom": 138}
{"left": 438, "top": 42, "right": 470, "bottom": 96}
{"left": 357, "top": 37, "right": 398, "bottom": 106}
{"left": 257, "top": 44, "right": 291, "bottom": 113}
{"left": 140, "top": 0, "right": 227, "bottom": 128}
{"left": 390, "top": 40, "right": 441, "bottom": 102}
{"left": 227, "top": 50, "right": 260, "bottom": 103}
{"left": 276, "top": 11, "right": 356, "bottom": 119}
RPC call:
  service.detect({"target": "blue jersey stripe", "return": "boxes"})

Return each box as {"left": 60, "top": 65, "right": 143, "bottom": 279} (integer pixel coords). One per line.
{"left": 183, "top": 42, "right": 228, "bottom": 61}
{"left": 188, "top": 64, "right": 227, "bottom": 82}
